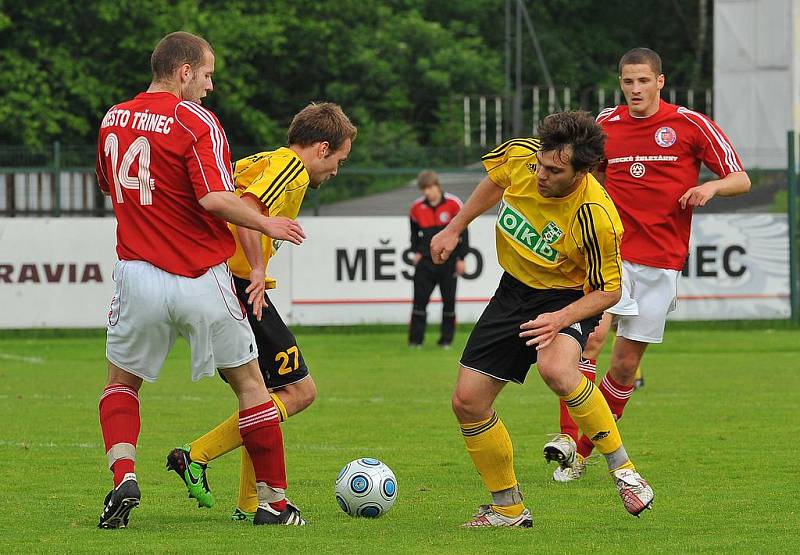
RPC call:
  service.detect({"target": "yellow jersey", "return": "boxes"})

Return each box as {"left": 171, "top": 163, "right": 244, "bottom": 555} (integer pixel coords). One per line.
{"left": 482, "top": 138, "right": 624, "bottom": 292}
{"left": 227, "top": 147, "right": 310, "bottom": 287}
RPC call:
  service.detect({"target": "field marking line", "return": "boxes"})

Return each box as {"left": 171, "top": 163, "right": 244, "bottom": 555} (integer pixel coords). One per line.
{"left": 0, "top": 352, "right": 44, "bottom": 364}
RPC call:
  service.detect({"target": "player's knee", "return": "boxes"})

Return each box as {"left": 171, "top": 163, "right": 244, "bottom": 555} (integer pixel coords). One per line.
{"left": 451, "top": 388, "right": 486, "bottom": 423}
{"left": 297, "top": 379, "right": 317, "bottom": 411}
{"left": 610, "top": 352, "right": 640, "bottom": 381}
{"left": 536, "top": 363, "right": 574, "bottom": 396}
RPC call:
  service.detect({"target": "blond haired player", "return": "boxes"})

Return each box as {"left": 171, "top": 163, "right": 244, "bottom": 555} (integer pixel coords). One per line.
{"left": 166, "top": 102, "right": 356, "bottom": 522}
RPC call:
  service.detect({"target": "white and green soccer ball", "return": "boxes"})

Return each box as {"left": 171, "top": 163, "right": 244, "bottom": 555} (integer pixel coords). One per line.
{"left": 335, "top": 458, "right": 397, "bottom": 518}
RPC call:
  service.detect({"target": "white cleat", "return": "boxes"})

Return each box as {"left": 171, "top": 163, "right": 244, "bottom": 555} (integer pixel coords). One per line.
{"left": 543, "top": 434, "right": 577, "bottom": 469}
{"left": 463, "top": 505, "right": 533, "bottom": 528}
{"left": 613, "top": 468, "right": 654, "bottom": 517}
{"left": 552, "top": 453, "right": 587, "bottom": 482}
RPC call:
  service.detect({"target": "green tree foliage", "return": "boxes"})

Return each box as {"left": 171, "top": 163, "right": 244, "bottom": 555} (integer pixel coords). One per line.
{"left": 0, "top": 0, "right": 712, "bottom": 155}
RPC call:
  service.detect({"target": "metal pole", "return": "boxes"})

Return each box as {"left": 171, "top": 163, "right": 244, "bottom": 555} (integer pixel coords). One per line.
{"left": 53, "top": 141, "right": 61, "bottom": 217}
{"left": 463, "top": 97, "right": 471, "bottom": 147}
{"left": 788, "top": 130, "right": 798, "bottom": 323}
{"left": 495, "top": 96, "right": 503, "bottom": 145}
{"left": 513, "top": 0, "right": 522, "bottom": 136}
{"left": 479, "top": 96, "right": 487, "bottom": 147}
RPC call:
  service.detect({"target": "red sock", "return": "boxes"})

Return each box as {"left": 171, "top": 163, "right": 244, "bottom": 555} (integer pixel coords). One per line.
{"left": 559, "top": 359, "right": 597, "bottom": 441}
{"left": 239, "top": 401, "right": 287, "bottom": 512}
{"left": 576, "top": 373, "right": 634, "bottom": 458}
{"left": 99, "top": 384, "right": 140, "bottom": 486}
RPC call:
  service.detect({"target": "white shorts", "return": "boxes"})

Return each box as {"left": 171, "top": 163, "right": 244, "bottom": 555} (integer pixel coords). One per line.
{"left": 106, "top": 260, "right": 258, "bottom": 382}
{"left": 607, "top": 261, "right": 679, "bottom": 344}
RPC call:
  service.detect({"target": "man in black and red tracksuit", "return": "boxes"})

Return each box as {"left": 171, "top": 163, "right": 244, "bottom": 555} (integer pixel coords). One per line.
{"left": 408, "top": 170, "right": 469, "bottom": 347}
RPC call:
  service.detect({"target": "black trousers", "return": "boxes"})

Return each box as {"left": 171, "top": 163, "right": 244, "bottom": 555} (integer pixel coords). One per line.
{"left": 409, "top": 257, "right": 458, "bottom": 345}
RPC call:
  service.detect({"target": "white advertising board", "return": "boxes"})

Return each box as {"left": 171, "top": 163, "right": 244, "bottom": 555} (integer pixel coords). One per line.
{"left": 0, "top": 214, "right": 790, "bottom": 329}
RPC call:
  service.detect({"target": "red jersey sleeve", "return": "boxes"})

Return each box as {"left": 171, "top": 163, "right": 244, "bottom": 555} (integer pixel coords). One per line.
{"left": 96, "top": 139, "right": 111, "bottom": 194}
{"left": 677, "top": 107, "right": 744, "bottom": 178}
{"left": 174, "top": 101, "right": 235, "bottom": 199}
{"left": 95, "top": 108, "right": 114, "bottom": 194}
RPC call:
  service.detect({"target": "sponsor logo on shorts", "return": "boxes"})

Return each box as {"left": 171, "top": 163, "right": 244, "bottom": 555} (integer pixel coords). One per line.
{"left": 497, "top": 203, "right": 562, "bottom": 263}
{"left": 570, "top": 322, "right": 582, "bottom": 334}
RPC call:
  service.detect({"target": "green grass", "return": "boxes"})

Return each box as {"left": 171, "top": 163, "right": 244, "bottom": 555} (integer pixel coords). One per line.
{"left": 1, "top": 323, "right": 799, "bottom": 553}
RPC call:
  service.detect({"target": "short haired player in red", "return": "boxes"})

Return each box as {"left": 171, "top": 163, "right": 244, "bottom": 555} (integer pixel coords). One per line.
{"left": 545, "top": 47, "right": 751, "bottom": 482}
{"left": 95, "top": 31, "right": 306, "bottom": 528}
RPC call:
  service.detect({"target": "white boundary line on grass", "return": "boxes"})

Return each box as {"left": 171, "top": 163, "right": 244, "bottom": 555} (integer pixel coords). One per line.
{"left": 0, "top": 352, "right": 44, "bottom": 364}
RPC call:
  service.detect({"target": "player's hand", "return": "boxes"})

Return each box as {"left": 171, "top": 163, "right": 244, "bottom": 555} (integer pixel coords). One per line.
{"left": 413, "top": 253, "right": 422, "bottom": 266}
{"left": 245, "top": 267, "right": 268, "bottom": 321}
{"left": 263, "top": 216, "right": 305, "bottom": 244}
{"left": 430, "top": 228, "right": 460, "bottom": 264}
{"left": 519, "top": 310, "right": 568, "bottom": 351}
{"left": 455, "top": 259, "right": 465, "bottom": 276}
{"left": 679, "top": 182, "right": 717, "bottom": 209}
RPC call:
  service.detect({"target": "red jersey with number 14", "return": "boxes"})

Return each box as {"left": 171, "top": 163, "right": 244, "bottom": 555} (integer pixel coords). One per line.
{"left": 597, "top": 99, "right": 743, "bottom": 270}
{"left": 96, "top": 91, "right": 236, "bottom": 278}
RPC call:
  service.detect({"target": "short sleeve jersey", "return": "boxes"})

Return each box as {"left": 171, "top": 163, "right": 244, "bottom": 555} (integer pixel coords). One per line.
{"left": 597, "top": 99, "right": 744, "bottom": 270}
{"left": 95, "top": 92, "right": 236, "bottom": 278}
{"left": 482, "top": 138, "right": 624, "bottom": 292}
{"left": 226, "top": 147, "right": 310, "bottom": 286}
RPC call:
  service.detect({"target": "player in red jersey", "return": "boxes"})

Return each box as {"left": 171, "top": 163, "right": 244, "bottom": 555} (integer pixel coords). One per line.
{"left": 546, "top": 47, "right": 751, "bottom": 482}
{"left": 95, "top": 31, "right": 307, "bottom": 528}
{"left": 408, "top": 170, "right": 469, "bottom": 348}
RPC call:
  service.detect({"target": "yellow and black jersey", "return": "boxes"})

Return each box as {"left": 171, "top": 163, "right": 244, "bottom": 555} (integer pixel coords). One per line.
{"left": 227, "top": 147, "right": 310, "bottom": 285}
{"left": 482, "top": 138, "right": 624, "bottom": 293}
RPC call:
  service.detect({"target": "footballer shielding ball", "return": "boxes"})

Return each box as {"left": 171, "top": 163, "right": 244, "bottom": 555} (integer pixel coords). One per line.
{"left": 334, "top": 458, "right": 397, "bottom": 517}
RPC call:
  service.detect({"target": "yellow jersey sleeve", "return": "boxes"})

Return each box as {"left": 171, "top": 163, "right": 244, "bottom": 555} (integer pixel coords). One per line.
{"left": 481, "top": 138, "right": 542, "bottom": 189}
{"left": 573, "top": 203, "right": 623, "bottom": 292}
{"left": 241, "top": 156, "right": 305, "bottom": 213}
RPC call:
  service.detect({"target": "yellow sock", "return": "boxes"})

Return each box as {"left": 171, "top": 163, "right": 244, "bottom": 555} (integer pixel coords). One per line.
{"left": 561, "top": 376, "right": 623, "bottom": 456}
{"left": 460, "top": 412, "right": 520, "bottom": 515}
{"left": 492, "top": 502, "right": 525, "bottom": 518}
{"left": 189, "top": 411, "right": 242, "bottom": 465}
{"left": 238, "top": 447, "right": 259, "bottom": 513}
{"left": 270, "top": 392, "right": 288, "bottom": 422}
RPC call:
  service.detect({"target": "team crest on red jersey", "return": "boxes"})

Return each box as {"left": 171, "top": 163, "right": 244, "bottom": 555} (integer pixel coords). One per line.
{"left": 654, "top": 126, "right": 677, "bottom": 147}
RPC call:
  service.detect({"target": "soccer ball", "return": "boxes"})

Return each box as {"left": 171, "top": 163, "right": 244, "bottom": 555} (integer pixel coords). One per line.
{"left": 335, "top": 458, "right": 397, "bottom": 518}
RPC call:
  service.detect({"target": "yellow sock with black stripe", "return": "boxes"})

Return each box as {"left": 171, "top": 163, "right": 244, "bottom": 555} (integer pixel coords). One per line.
{"left": 270, "top": 392, "right": 288, "bottom": 422}
{"left": 561, "top": 376, "right": 634, "bottom": 471}
{"left": 460, "top": 412, "right": 524, "bottom": 518}
{"left": 189, "top": 411, "right": 242, "bottom": 465}
{"left": 238, "top": 446, "right": 259, "bottom": 513}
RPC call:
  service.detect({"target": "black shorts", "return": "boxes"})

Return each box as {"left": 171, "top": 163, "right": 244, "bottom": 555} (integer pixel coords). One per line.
{"left": 460, "top": 272, "right": 600, "bottom": 384}
{"left": 220, "top": 276, "right": 310, "bottom": 389}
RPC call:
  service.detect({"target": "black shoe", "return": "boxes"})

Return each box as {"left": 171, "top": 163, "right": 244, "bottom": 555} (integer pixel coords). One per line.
{"left": 253, "top": 501, "right": 307, "bottom": 526}
{"left": 98, "top": 474, "right": 141, "bottom": 529}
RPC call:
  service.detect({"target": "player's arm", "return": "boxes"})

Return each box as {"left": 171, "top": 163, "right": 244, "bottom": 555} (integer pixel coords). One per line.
{"left": 678, "top": 171, "right": 751, "bottom": 209}
{"left": 430, "top": 176, "right": 504, "bottom": 264}
{"left": 198, "top": 191, "right": 304, "bottom": 244}
{"left": 678, "top": 112, "right": 750, "bottom": 208}
{"left": 178, "top": 102, "right": 305, "bottom": 244}
{"left": 235, "top": 193, "right": 270, "bottom": 321}
{"left": 520, "top": 288, "right": 620, "bottom": 351}
{"left": 520, "top": 203, "right": 623, "bottom": 350}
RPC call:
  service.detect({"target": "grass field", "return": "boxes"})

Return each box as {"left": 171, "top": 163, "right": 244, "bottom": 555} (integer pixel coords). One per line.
{"left": 1, "top": 323, "right": 798, "bottom": 554}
